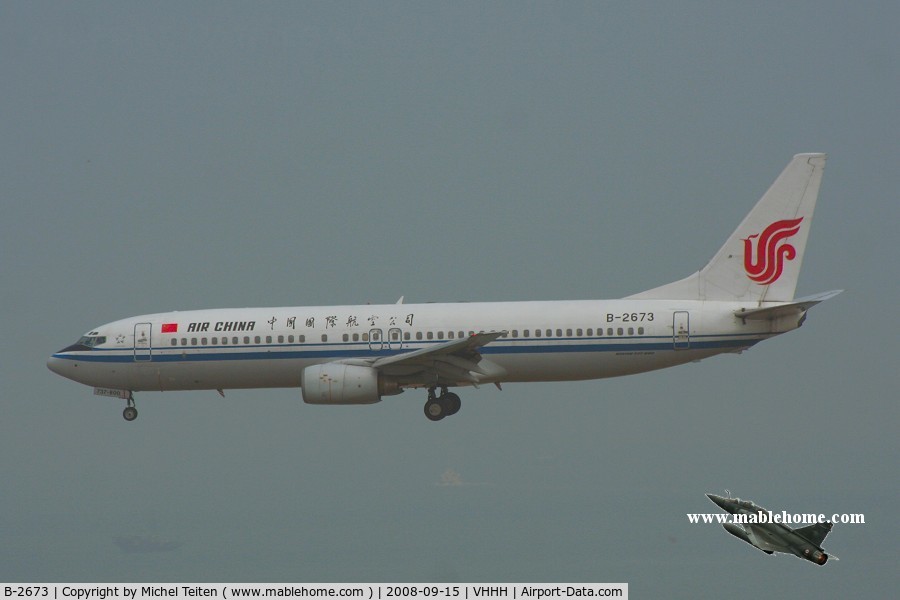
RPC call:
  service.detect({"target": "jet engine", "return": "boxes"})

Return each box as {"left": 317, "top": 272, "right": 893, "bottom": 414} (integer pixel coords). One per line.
{"left": 301, "top": 363, "right": 400, "bottom": 405}
{"left": 803, "top": 548, "right": 829, "bottom": 565}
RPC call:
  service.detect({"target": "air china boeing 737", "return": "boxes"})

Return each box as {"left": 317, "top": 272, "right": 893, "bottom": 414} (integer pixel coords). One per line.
{"left": 48, "top": 154, "right": 840, "bottom": 422}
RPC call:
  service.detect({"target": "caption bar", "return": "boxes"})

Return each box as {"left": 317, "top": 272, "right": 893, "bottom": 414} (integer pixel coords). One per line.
{"left": 2, "top": 585, "right": 627, "bottom": 600}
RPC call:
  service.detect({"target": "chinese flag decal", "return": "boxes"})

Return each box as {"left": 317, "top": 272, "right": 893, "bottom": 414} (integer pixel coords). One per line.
{"left": 161, "top": 323, "right": 178, "bottom": 333}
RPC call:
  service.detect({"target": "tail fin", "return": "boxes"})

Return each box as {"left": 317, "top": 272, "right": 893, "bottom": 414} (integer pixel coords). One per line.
{"left": 629, "top": 153, "right": 826, "bottom": 303}
{"left": 795, "top": 521, "right": 833, "bottom": 548}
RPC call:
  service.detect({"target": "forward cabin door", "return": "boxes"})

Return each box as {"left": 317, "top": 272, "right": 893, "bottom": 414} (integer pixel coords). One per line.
{"left": 673, "top": 311, "right": 690, "bottom": 350}
{"left": 134, "top": 322, "right": 152, "bottom": 361}
{"left": 368, "top": 328, "right": 383, "bottom": 351}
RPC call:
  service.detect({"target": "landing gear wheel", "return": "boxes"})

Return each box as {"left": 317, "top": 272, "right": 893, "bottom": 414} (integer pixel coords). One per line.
{"left": 123, "top": 406, "right": 138, "bottom": 421}
{"left": 443, "top": 392, "right": 461, "bottom": 416}
{"left": 424, "top": 399, "right": 445, "bottom": 421}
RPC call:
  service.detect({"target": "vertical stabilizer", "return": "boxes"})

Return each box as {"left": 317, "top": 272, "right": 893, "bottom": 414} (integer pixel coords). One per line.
{"left": 628, "top": 153, "right": 826, "bottom": 303}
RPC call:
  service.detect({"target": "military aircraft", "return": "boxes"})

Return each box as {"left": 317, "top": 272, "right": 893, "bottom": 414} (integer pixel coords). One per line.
{"left": 706, "top": 493, "right": 836, "bottom": 565}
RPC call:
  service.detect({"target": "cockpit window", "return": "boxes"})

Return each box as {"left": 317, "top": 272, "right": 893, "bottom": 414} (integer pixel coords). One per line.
{"left": 60, "top": 335, "right": 106, "bottom": 352}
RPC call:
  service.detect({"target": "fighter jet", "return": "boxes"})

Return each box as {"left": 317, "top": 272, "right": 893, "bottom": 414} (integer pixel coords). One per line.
{"left": 706, "top": 493, "right": 835, "bottom": 565}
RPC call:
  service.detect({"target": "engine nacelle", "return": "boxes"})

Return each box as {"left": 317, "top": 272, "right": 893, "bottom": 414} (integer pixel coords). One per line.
{"left": 301, "top": 364, "right": 400, "bottom": 405}
{"left": 803, "top": 548, "right": 829, "bottom": 565}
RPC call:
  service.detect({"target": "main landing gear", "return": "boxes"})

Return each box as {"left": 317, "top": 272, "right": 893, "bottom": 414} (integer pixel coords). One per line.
{"left": 424, "top": 387, "right": 461, "bottom": 422}
{"left": 122, "top": 393, "right": 138, "bottom": 422}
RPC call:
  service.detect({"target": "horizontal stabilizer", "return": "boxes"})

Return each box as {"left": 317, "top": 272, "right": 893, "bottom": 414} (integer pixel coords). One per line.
{"left": 734, "top": 290, "right": 842, "bottom": 321}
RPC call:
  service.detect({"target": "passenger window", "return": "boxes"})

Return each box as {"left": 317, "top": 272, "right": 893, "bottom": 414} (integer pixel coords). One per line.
{"left": 211, "top": 338, "right": 218, "bottom": 345}
{"left": 576, "top": 328, "right": 582, "bottom": 336}
{"left": 638, "top": 327, "right": 644, "bottom": 335}
{"left": 362, "top": 333, "right": 369, "bottom": 341}
{"left": 342, "top": 334, "right": 349, "bottom": 342}
{"left": 607, "top": 328, "right": 614, "bottom": 336}
{"left": 352, "top": 333, "right": 359, "bottom": 342}
{"left": 288, "top": 335, "right": 294, "bottom": 343}
{"left": 586, "top": 328, "right": 593, "bottom": 336}
{"left": 299, "top": 335, "right": 305, "bottom": 343}
{"left": 244, "top": 336, "right": 250, "bottom": 344}
{"left": 202, "top": 338, "right": 208, "bottom": 345}
{"left": 278, "top": 335, "right": 284, "bottom": 343}
{"left": 222, "top": 337, "right": 228, "bottom": 345}
{"left": 512, "top": 330, "right": 518, "bottom": 338}
{"left": 566, "top": 329, "right": 572, "bottom": 337}
{"left": 524, "top": 329, "right": 530, "bottom": 337}
{"left": 255, "top": 336, "right": 261, "bottom": 344}
{"left": 437, "top": 331, "right": 444, "bottom": 340}
{"left": 266, "top": 336, "right": 272, "bottom": 344}
{"left": 321, "top": 334, "right": 328, "bottom": 342}
{"left": 617, "top": 328, "right": 623, "bottom": 336}
{"left": 448, "top": 331, "right": 455, "bottom": 339}
{"left": 628, "top": 327, "right": 634, "bottom": 335}
{"left": 391, "top": 331, "right": 399, "bottom": 341}
{"left": 404, "top": 332, "right": 410, "bottom": 340}
{"left": 427, "top": 332, "right": 434, "bottom": 340}
{"left": 458, "top": 331, "right": 464, "bottom": 338}
{"left": 535, "top": 329, "right": 541, "bottom": 338}
{"left": 191, "top": 337, "right": 198, "bottom": 345}
{"left": 170, "top": 339, "right": 177, "bottom": 347}
{"left": 546, "top": 329, "right": 552, "bottom": 337}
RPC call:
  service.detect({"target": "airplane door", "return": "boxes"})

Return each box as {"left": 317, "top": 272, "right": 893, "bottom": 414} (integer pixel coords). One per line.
{"left": 673, "top": 311, "right": 690, "bottom": 350}
{"left": 368, "top": 328, "right": 383, "bottom": 351}
{"left": 388, "top": 327, "right": 403, "bottom": 351}
{"left": 134, "top": 322, "right": 152, "bottom": 361}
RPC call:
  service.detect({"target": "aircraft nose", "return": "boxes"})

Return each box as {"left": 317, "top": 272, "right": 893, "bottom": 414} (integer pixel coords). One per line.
{"left": 47, "top": 355, "right": 67, "bottom": 377}
{"left": 706, "top": 494, "right": 729, "bottom": 510}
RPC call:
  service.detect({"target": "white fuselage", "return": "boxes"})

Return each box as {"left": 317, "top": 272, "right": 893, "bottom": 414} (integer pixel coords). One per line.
{"left": 48, "top": 298, "right": 789, "bottom": 393}
{"left": 46, "top": 153, "right": 835, "bottom": 422}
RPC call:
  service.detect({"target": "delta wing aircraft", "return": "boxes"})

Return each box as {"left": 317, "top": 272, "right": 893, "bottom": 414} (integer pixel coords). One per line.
{"left": 48, "top": 154, "right": 840, "bottom": 421}
{"left": 706, "top": 493, "right": 836, "bottom": 565}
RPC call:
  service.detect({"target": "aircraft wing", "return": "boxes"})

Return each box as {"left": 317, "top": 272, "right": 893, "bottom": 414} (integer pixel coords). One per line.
{"left": 743, "top": 524, "right": 787, "bottom": 553}
{"left": 342, "top": 331, "right": 508, "bottom": 386}
{"left": 794, "top": 521, "right": 833, "bottom": 548}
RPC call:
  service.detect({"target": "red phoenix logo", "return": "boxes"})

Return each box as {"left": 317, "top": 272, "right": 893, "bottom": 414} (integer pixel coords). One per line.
{"left": 743, "top": 218, "right": 804, "bottom": 285}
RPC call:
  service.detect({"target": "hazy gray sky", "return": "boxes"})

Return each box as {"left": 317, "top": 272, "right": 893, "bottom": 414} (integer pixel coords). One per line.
{"left": 2, "top": 1, "right": 897, "bottom": 595}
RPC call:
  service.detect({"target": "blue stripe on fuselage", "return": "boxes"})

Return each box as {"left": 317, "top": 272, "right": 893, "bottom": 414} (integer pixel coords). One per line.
{"left": 51, "top": 334, "right": 766, "bottom": 364}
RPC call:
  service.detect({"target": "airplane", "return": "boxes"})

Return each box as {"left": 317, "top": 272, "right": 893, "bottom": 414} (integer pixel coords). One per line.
{"left": 48, "top": 153, "right": 841, "bottom": 422}
{"left": 706, "top": 492, "right": 836, "bottom": 565}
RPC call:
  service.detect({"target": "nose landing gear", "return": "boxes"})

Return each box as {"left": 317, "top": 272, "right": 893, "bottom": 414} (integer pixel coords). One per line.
{"left": 122, "top": 393, "right": 138, "bottom": 421}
